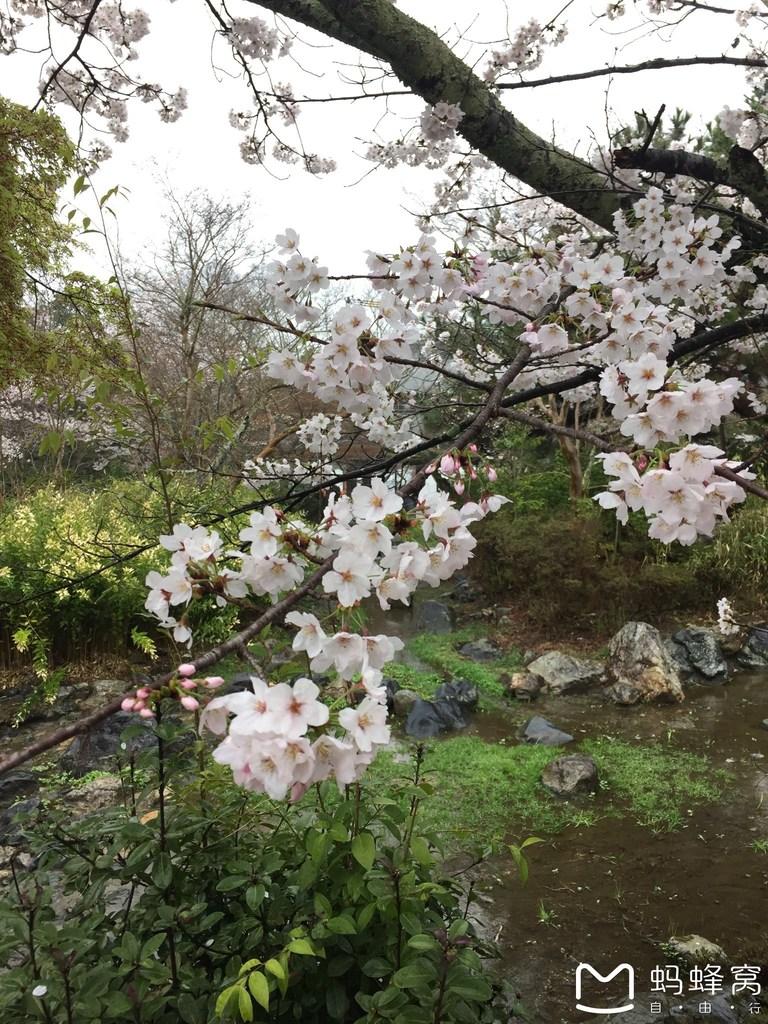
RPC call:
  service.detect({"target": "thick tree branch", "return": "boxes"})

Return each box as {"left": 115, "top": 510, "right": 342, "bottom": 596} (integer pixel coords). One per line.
{"left": 250, "top": 0, "right": 620, "bottom": 229}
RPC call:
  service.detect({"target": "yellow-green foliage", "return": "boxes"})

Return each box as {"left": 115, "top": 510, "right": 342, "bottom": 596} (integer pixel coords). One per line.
{"left": 0, "top": 484, "right": 160, "bottom": 667}
{"left": 689, "top": 499, "right": 768, "bottom": 598}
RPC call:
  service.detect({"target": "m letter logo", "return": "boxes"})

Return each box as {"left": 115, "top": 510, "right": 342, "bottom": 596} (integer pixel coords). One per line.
{"left": 576, "top": 963, "right": 635, "bottom": 1015}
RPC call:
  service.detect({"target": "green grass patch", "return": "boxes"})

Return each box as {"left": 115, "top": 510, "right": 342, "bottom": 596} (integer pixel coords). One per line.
{"left": 369, "top": 734, "right": 727, "bottom": 848}
{"left": 407, "top": 629, "right": 523, "bottom": 699}
{"left": 384, "top": 661, "right": 443, "bottom": 697}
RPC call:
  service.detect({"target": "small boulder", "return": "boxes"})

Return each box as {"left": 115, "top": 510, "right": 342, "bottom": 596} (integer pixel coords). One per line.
{"left": 405, "top": 697, "right": 468, "bottom": 739}
{"left": 0, "top": 797, "right": 41, "bottom": 846}
{"left": 66, "top": 775, "right": 123, "bottom": 819}
{"left": 541, "top": 754, "right": 598, "bottom": 798}
{"left": 671, "top": 627, "right": 728, "bottom": 680}
{"left": 505, "top": 672, "right": 542, "bottom": 701}
{"left": 604, "top": 622, "right": 684, "bottom": 704}
{"left": 392, "top": 689, "right": 419, "bottom": 717}
{"left": 415, "top": 600, "right": 453, "bottom": 634}
{"left": 59, "top": 710, "right": 156, "bottom": 777}
{"left": 761, "top": 719, "right": 768, "bottom": 732}
{"left": 527, "top": 651, "right": 603, "bottom": 695}
{"left": 667, "top": 934, "right": 727, "bottom": 964}
{"left": 458, "top": 638, "right": 500, "bottom": 662}
{"left": 737, "top": 626, "right": 768, "bottom": 669}
{"left": 435, "top": 679, "right": 478, "bottom": 709}
{"left": 521, "top": 716, "right": 574, "bottom": 746}
{"left": 0, "top": 770, "right": 38, "bottom": 810}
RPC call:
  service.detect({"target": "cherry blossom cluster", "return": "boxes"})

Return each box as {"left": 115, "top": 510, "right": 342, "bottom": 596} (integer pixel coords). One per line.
{"left": 595, "top": 446, "right": 751, "bottom": 544}
{"left": 431, "top": 445, "right": 498, "bottom": 494}
{"left": 483, "top": 19, "right": 567, "bottom": 81}
{"left": 139, "top": 472, "right": 509, "bottom": 799}
{"left": 716, "top": 597, "right": 740, "bottom": 636}
{"left": 365, "top": 103, "right": 465, "bottom": 169}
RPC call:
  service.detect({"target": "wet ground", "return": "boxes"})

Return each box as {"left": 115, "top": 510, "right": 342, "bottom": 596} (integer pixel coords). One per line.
{"left": 465, "top": 679, "right": 768, "bottom": 1023}
{"left": 371, "top": 595, "right": 768, "bottom": 1022}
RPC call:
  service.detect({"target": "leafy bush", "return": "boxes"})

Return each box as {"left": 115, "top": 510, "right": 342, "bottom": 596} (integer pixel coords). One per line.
{"left": 473, "top": 507, "right": 714, "bottom": 633}
{"left": 0, "top": 715, "right": 501, "bottom": 1024}
{"left": 687, "top": 499, "right": 768, "bottom": 601}
{"left": 0, "top": 479, "right": 249, "bottom": 680}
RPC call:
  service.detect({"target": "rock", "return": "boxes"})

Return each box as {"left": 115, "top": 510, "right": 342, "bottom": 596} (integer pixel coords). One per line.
{"left": 604, "top": 622, "right": 684, "bottom": 704}
{"left": 59, "top": 710, "right": 156, "bottom": 777}
{"left": 522, "top": 650, "right": 538, "bottom": 666}
{"left": 383, "top": 677, "right": 399, "bottom": 711}
{"left": 66, "top": 776, "right": 123, "bottom": 818}
{"left": 450, "top": 576, "right": 475, "bottom": 604}
{"left": 435, "top": 680, "right": 478, "bottom": 709}
{"left": 0, "top": 797, "right": 41, "bottom": 846}
{"left": 521, "top": 716, "right": 574, "bottom": 746}
{"left": 761, "top": 719, "right": 768, "bottom": 731}
{"left": 505, "top": 672, "right": 542, "bottom": 701}
{"left": 392, "top": 689, "right": 419, "bottom": 717}
{"left": 458, "top": 638, "right": 500, "bottom": 662}
{"left": 667, "top": 934, "right": 727, "bottom": 963}
{"left": 541, "top": 754, "right": 598, "bottom": 798}
{"left": 405, "top": 697, "right": 469, "bottom": 738}
{"left": 90, "top": 678, "right": 129, "bottom": 701}
{"left": 737, "top": 626, "right": 768, "bottom": 669}
{"left": 414, "top": 600, "right": 453, "bottom": 634}
{"left": 671, "top": 628, "right": 728, "bottom": 680}
{"left": 527, "top": 651, "right": 603, "bottom": 695}
{"left": 0, "top": 770, "right": 38, "bottom": 810}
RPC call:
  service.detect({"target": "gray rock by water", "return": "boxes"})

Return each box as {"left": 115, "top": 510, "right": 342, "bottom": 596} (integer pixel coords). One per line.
{"left": 458, "top": 638, "right": 500, "bottom": 662}
{"left": 604, "top": 622, "right": 684, "bottom": 704}
{"left": 505, "top": 672, "right": 542, "bottom": 701}
{"left": 521, "top": 716, "right": 574, "bottom": 746}
{"left": 671, "top": 628, "right": 728, "bottom": 680}
{"left": 737, "top": 626, "right": 768, "bottom": 669}
{"left": 526, "top": 650, "right": 603, "bottom": 695}
{"left": 541, "top": 753, "right": 598, "bottom": 798}
{"left": 415, "top": 600, "right": 453, "bottom": 634}
{"left": 392, "top": 689, "right": 419, "bottom": 717}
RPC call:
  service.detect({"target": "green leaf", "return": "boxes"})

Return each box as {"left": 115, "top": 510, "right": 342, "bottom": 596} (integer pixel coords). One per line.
{"left": 407, "top": 934, "right": 439, "bottom": 952}
{"left": 139, "top": 933, "right": 165, "bottom": 960}
{"left": 216, "top": 875, "right": 250, "bottom": 892}
{"left": 410, "top": 836, "right": 433, "bottom": 867}
{"left": 238, "top": 987, "right": 254, "bottom": 1021}
{"left": 264, "top": 958, "right": 285, "bottom": 981}
{"left": 445, "top": 974, "right": 492, "bottom": 1003}
{"left": 325, "top": 981, "right": 349, "bottom": 1020}
{"left": 177, "top": 994, "right": 205, "bottom": 1024}
{"left": 362, "top": 956, "right": 393, "bottom": 978}
{"left": 247, "top": 971, "right": 269, "bottom": 1012}
{"left": 245, "top": 885, "right": 265, "bottom": 910}
{"left": 351, "top": 831, "right": 376, "bottom": 871}
{"left": 393, "top": 961, "right": 438, "bottom": 989}
{"left": 152, "top": 852, "right": 172, "bottom": 889}
{"left": 215, "top": 985, "right": 238, "bottom": 1017}
{"left": 326, "top": 914, "right": 357, "bottom": 935}
{"left": 287, "top": 938, "right": 317, "bottom": 956}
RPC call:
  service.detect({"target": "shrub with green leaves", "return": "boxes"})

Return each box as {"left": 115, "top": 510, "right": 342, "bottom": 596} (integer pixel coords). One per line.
{"left": 0, "top": 713, "right": 501, "bottom": 1024}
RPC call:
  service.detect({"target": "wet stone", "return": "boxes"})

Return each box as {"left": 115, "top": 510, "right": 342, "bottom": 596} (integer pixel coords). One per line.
{"left": 671, "top": 627, "right": 728, "bottom": 680}
{"left": 667, "top": 933, "right": 727, "bottom": 963}
{"left": 505, "top": 672, "right": 542, "bottom": 702}
{"left": 541, "top": 753, "right": 598, "bottom": 798}
{"left": 405, "top": 697, "right": 468, "bottom": 739}
{"left": 392, "top": 689, "right": 419, "bottom": 717}
{"left": 415, "top": 600, "right": 453, "bottom": 634}
{"left": 526, "top": 650, "right": 603, "bottom": 695}
{"left": 520, "top": 716, "right": 574, "bottom": 746}
{"left": 458, "top": 638, "right": 500, "bottom": 662}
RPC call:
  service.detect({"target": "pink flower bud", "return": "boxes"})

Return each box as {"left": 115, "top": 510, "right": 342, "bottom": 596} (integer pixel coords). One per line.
{"left": 180, "top": 679, "right": 197, "bottom": 691}
{"left": 139, "top": 707, "right": 155, "bottom": 719}
{"left": 454, "top": 480, "right": 465, "bottom": 495}
{"left": 468, "top": 443, "right": 478, "bottom": 453}
{"left": 469, "top": 468, "right": 478, "bottom": 480}
{"left": 121, "top": 697, "right": 136, "bottom": 712}
{"left": 178, "top": 663, "right": 196, "bottom": 677}
{"left": 290, "top": 781, "right": 310, "bottom": 803}
{"left": 204, "top": 676, "right": 225, "bottom": 689}
{"left": 136, "top": 687, "right": 150, "bottom": 700}
{"left": 439, "top": 453, "right": 457, "bottom": 476}
{"left": 180, "top": 695, "right": 200, "bottom": 712}
{"left": 524, "top": 322, "right": 535, "bottom": 333}
{"left": 487, "top": 466, "right": 498, "bottom": 482}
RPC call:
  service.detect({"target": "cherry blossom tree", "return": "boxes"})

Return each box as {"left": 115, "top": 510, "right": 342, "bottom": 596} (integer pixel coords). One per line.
{"left": 1, "top": 0, "right": 767, "bottom": 793}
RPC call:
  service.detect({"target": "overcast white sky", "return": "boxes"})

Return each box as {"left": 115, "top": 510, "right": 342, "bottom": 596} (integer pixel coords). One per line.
{"left": 0, "top": 0, "right": 751, "bottom": 274}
